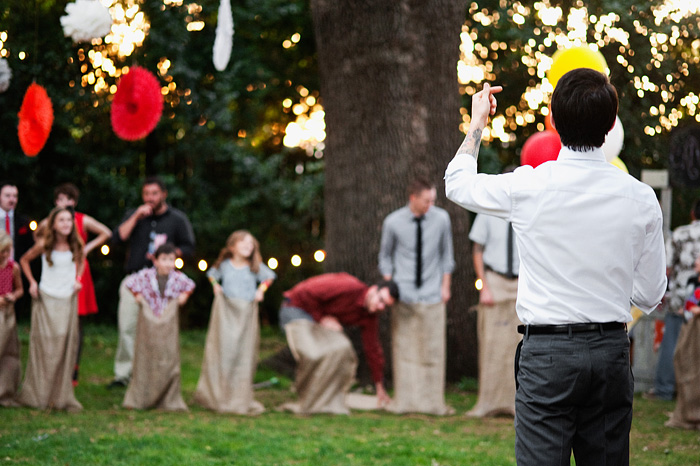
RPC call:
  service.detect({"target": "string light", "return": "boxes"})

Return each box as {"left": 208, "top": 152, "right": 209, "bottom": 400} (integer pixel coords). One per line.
{"left": 291, "top": 255, "right": 302, "bottom": 267}
{"left": 267, "top": 258, "right": 279, "bottom": 270}
{"left": 100, "top": 245, "right": 110, "bottom": 255}
{"left": 175, "top": 258, "right": 184, "bottom": 270}
{"left": 198, "top": 260, "right": 207, "bottom": 272}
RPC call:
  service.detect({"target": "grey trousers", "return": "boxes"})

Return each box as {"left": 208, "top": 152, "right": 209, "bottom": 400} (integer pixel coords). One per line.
{"left": 514, "top": 327, "right": 632, "bottom": 466}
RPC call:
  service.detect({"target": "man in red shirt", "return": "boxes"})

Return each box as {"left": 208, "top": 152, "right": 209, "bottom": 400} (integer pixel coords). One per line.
{"left": 280, "top": 272, "right": 399, "bottom": 408}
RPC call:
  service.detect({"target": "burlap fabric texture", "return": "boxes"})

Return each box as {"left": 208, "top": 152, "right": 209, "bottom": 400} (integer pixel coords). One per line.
{"left": 193, "top": 294, "right": 264, "bottom": 414}
{"left": 466, "top": 270, "right": 520, "bottom": 417}
{"left": 123, "top": 298, "right": 187, "bottom": 411}
{"left": 278, "top": 319, "right": 357, "bottom": 415}
{"left": 387, "top": 301, "right": 454, "bottom": 415}
{"left": 0, "top": 302, "right": 21, "bottom": 406}
{"left": 16, "top": 291, "right": 82, "bottom": 411}
{"left": 666, "top": 316, "right": 700, "bottom": 430}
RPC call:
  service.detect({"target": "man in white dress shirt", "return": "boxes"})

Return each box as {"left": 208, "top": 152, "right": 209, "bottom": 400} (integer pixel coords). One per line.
{"left": 444, "top": 69, "right": 666, "bottom": 465}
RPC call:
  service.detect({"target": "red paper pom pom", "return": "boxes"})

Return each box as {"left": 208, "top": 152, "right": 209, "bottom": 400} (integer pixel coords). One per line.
{"left": 111, "top": 66, "right": 163, "bottom": 141}
{"left": 520, "top": 130, "right": 561, "bottom": 168}
{"left": 18, "top": 83, "right": 54, "bottom": 157}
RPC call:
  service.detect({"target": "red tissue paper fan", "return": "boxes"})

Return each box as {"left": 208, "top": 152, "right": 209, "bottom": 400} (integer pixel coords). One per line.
{"left": 18, "top": 83, "right": 54, "bottom": 157}
{"left": 111, "top": 66, "right": 163, "bottom": 141}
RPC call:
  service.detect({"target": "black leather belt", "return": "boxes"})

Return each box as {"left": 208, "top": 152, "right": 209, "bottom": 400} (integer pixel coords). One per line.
{"left": 517, "top": 322, "right": 626, "bottom": 335}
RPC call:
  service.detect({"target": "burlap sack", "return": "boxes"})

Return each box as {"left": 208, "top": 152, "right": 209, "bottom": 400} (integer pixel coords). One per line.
{"left": 16, "top": 292, "right": 82, "bottom": 412}
{"left": 387, "top": 301, "right": 453, "bottom": 415}
{"left": 193, "top": 294, "right": 264, "bottom": 414}
{"left": 666, "top": 316, "right": 700, "bottom": 430}
{"left": 123, "top": 299, "right": 187, "bottom": 411}
{"left": 0, "top": 302, "right": 21, "bottom": 406}
{"left": 467, "top": 270, "right": 520, "bottom": 417}
{"left": 278, "top": 319, "right": 357, "bottom": 415}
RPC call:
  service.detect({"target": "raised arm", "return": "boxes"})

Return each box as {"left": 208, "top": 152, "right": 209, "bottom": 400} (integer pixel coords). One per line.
{"left": 456, "top": 83, "right": 502, "bottom": 160}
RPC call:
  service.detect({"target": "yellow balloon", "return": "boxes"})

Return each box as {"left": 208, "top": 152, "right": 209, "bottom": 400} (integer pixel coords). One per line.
{"left": 610, "top": 157, "right": 628, "bottom": 173}
{"left": 548, "top": 46, "right": 608, "bottom": 88}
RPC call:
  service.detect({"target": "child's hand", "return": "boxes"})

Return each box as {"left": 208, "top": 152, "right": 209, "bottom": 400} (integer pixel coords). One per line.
{"left": 690, "top": 305, "right": 700, "bottom": 316}
{"left": 177, "top": 292, "right": 190, "bottom": 306}
{"left": 212, "top": 283, "right": 223, "bottom": 296}
{"left": 254, "top": 287, "right": 265, "bottom": 303}
{"left": 74, "top": 279, "right": 83, "bottom": 292}
{"left": 29, "top": 281, "right": 39, "bottom": 299}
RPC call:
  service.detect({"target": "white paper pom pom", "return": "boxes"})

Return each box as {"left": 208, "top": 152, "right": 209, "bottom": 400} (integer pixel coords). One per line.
{"left": 0, "top": 58, "right": 11, "bottom": 93}
{"left": 60, "top": 0, "right": 113, "bottom": 43}
{"left": 212, "top": 0, "right": 235, "bottom": 71}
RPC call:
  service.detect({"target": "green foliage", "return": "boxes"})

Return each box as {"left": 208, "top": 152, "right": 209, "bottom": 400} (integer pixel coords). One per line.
{"left": 0, "top": 0, "right": 323, "bottom": 325}
{"left": 462, "top": 1, "right": 700, "bottom": 185}
{"left": 2, "top": 324, "right": 700, "bottom": 465}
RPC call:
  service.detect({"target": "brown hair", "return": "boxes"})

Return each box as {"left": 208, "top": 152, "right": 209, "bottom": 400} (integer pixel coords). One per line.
{"left": 213, "top": 230, "right": 262, "bottom": 273}
{"left": 407, "top": 177, "right": 436, "bottom": 197}
{"left": 54, "top": 182, "right": 80, "bottom": 203}
{"left": 43, "top": 207, "right": 84, "bottom": 266}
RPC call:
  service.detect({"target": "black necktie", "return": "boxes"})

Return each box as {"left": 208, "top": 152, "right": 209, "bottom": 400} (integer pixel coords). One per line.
{"left": 415, "top": 216, "right": 423, "bottom": 289}
{"left": 506, "top": 222, "right": 514, "bottom": 279}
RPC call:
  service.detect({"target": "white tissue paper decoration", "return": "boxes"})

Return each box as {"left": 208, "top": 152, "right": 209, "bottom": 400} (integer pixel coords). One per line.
{"left": 212, "top": 0, "right": 234, "bottom": 71}
{"left": 0, "top": 58, "right": 11, "bottom": 93}
{"left": 60, "top": 0, "right": 113, "bottom": 43}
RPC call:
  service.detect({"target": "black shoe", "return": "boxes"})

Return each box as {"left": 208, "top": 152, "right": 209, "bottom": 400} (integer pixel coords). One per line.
{"left": 107, "top": 379, "right": 128, "bottom": 389}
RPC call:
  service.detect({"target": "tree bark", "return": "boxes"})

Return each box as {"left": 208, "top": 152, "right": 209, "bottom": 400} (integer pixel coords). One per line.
{"left": 311, "top": 0, "right": 478, "bottom": 383}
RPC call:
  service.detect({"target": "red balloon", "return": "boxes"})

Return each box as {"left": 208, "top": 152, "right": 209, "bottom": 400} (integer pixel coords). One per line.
{"left": 521, "top": 130, "right": 561, "bottom": 168}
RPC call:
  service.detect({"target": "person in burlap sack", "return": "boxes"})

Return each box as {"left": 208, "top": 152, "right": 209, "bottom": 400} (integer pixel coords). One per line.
{"left": 666, "top": 254, "right": 700, "bottom": 430}
{"left": 379, "top": 177, "right": 455, "bottom": 415}
{"left": 194, "top": 230, "right": 275, "bottom": 414}
{"left": 0, "top": 231, "right": 23, "bottom": 407}
{"left": 278, "top": 273, "right": 398, "bottom": 414}
{"left": 467, "top": 211, "right": 521, "bottom": 417}
{"left": 122, "top": 243, "right": 195, "bottom": 411}
{"left": 17, "top": 207, "right": 84, "bottom": 412}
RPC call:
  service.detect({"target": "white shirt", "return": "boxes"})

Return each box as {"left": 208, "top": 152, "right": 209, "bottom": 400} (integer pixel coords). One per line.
{"left": 40, "top": 250, "right": 76, "bottom": 298}
{"left": 445, "top": 146, "right": 667, "bottom": 325}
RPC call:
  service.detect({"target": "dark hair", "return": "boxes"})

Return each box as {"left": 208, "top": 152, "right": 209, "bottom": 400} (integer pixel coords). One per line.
{"left": 142, "top": 176, "right": 167, "bottom": 192}
{"left": 375, "top": 279, "right": 400, "bottom": 301}
{"left": 692, "top": 199, "right": 700, "bottom": 222}
{"left": 551, "top": 68, "right": 618, "bottom": 151}
{"left": 407, "top": 177, "right": 435, "bottom": 197}
{"left": 0, "top": 181, "right": 16, "bottom": 190}
{"left": 54, "top": 182, "right": 80, "bottom": 203}
{"left": 154, "top": 242, "right": 178, "bottom": 258}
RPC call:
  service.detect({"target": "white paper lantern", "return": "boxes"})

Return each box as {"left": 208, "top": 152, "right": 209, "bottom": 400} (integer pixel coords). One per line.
{"left": 602, "top": 116, "right": 624, "bottom": 162}
{"left": 0, "top": 58, "right": 11, "bottom": 93}
{"left": 60, "top": 0, "right": 113, "bottom": 43}
{"left": 212, "top": 0, "right": 234, "bottom": 71}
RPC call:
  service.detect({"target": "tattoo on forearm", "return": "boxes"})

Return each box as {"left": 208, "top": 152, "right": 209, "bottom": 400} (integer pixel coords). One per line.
{"left": 456, "top": 124, "right": 484, "bottom": 160}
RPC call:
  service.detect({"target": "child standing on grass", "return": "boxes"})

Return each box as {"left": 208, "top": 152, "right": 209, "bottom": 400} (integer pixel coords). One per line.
{"left": 194, "top": 230, "right": 275, "bottom": 414}
{"left": 666, "top": 254, "right": 700, "bottom": 430}
{"left": 17, "top": 207, "right": 84, "bottom": 411}
{"left": 0, "top": 231, "right": 24, "bottom": 407}
{"left": 122, "top": 243, "right": 195, "bottom": 411}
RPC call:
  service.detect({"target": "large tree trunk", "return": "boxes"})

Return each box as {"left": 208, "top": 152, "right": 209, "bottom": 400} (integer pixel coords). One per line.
{"left": 311, "top": 0, "right": 478, "bottom": 383}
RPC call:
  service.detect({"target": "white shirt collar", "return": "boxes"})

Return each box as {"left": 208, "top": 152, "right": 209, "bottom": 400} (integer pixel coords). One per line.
{"left": 557, "top": 146, "right": 606, "bottom": 163}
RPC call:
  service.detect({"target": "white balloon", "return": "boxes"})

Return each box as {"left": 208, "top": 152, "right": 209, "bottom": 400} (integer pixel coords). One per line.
{"left": 212, "top": 0, "right": 234, "bottom": 71}
{"left": 602, "top": 116, "right": 624, "bottom": 162}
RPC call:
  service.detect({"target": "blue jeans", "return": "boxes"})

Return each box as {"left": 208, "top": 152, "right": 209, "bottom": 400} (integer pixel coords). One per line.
{"left": 278, "top": 304, "right": 314, "bottom": 332}
{"left": 653, "top": 312, "right": 684, "bottom": 400}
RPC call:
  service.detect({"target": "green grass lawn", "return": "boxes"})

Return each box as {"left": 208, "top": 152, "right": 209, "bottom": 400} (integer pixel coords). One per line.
{"left": 1, "top": 324, "right": 699, "bottom": 465}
